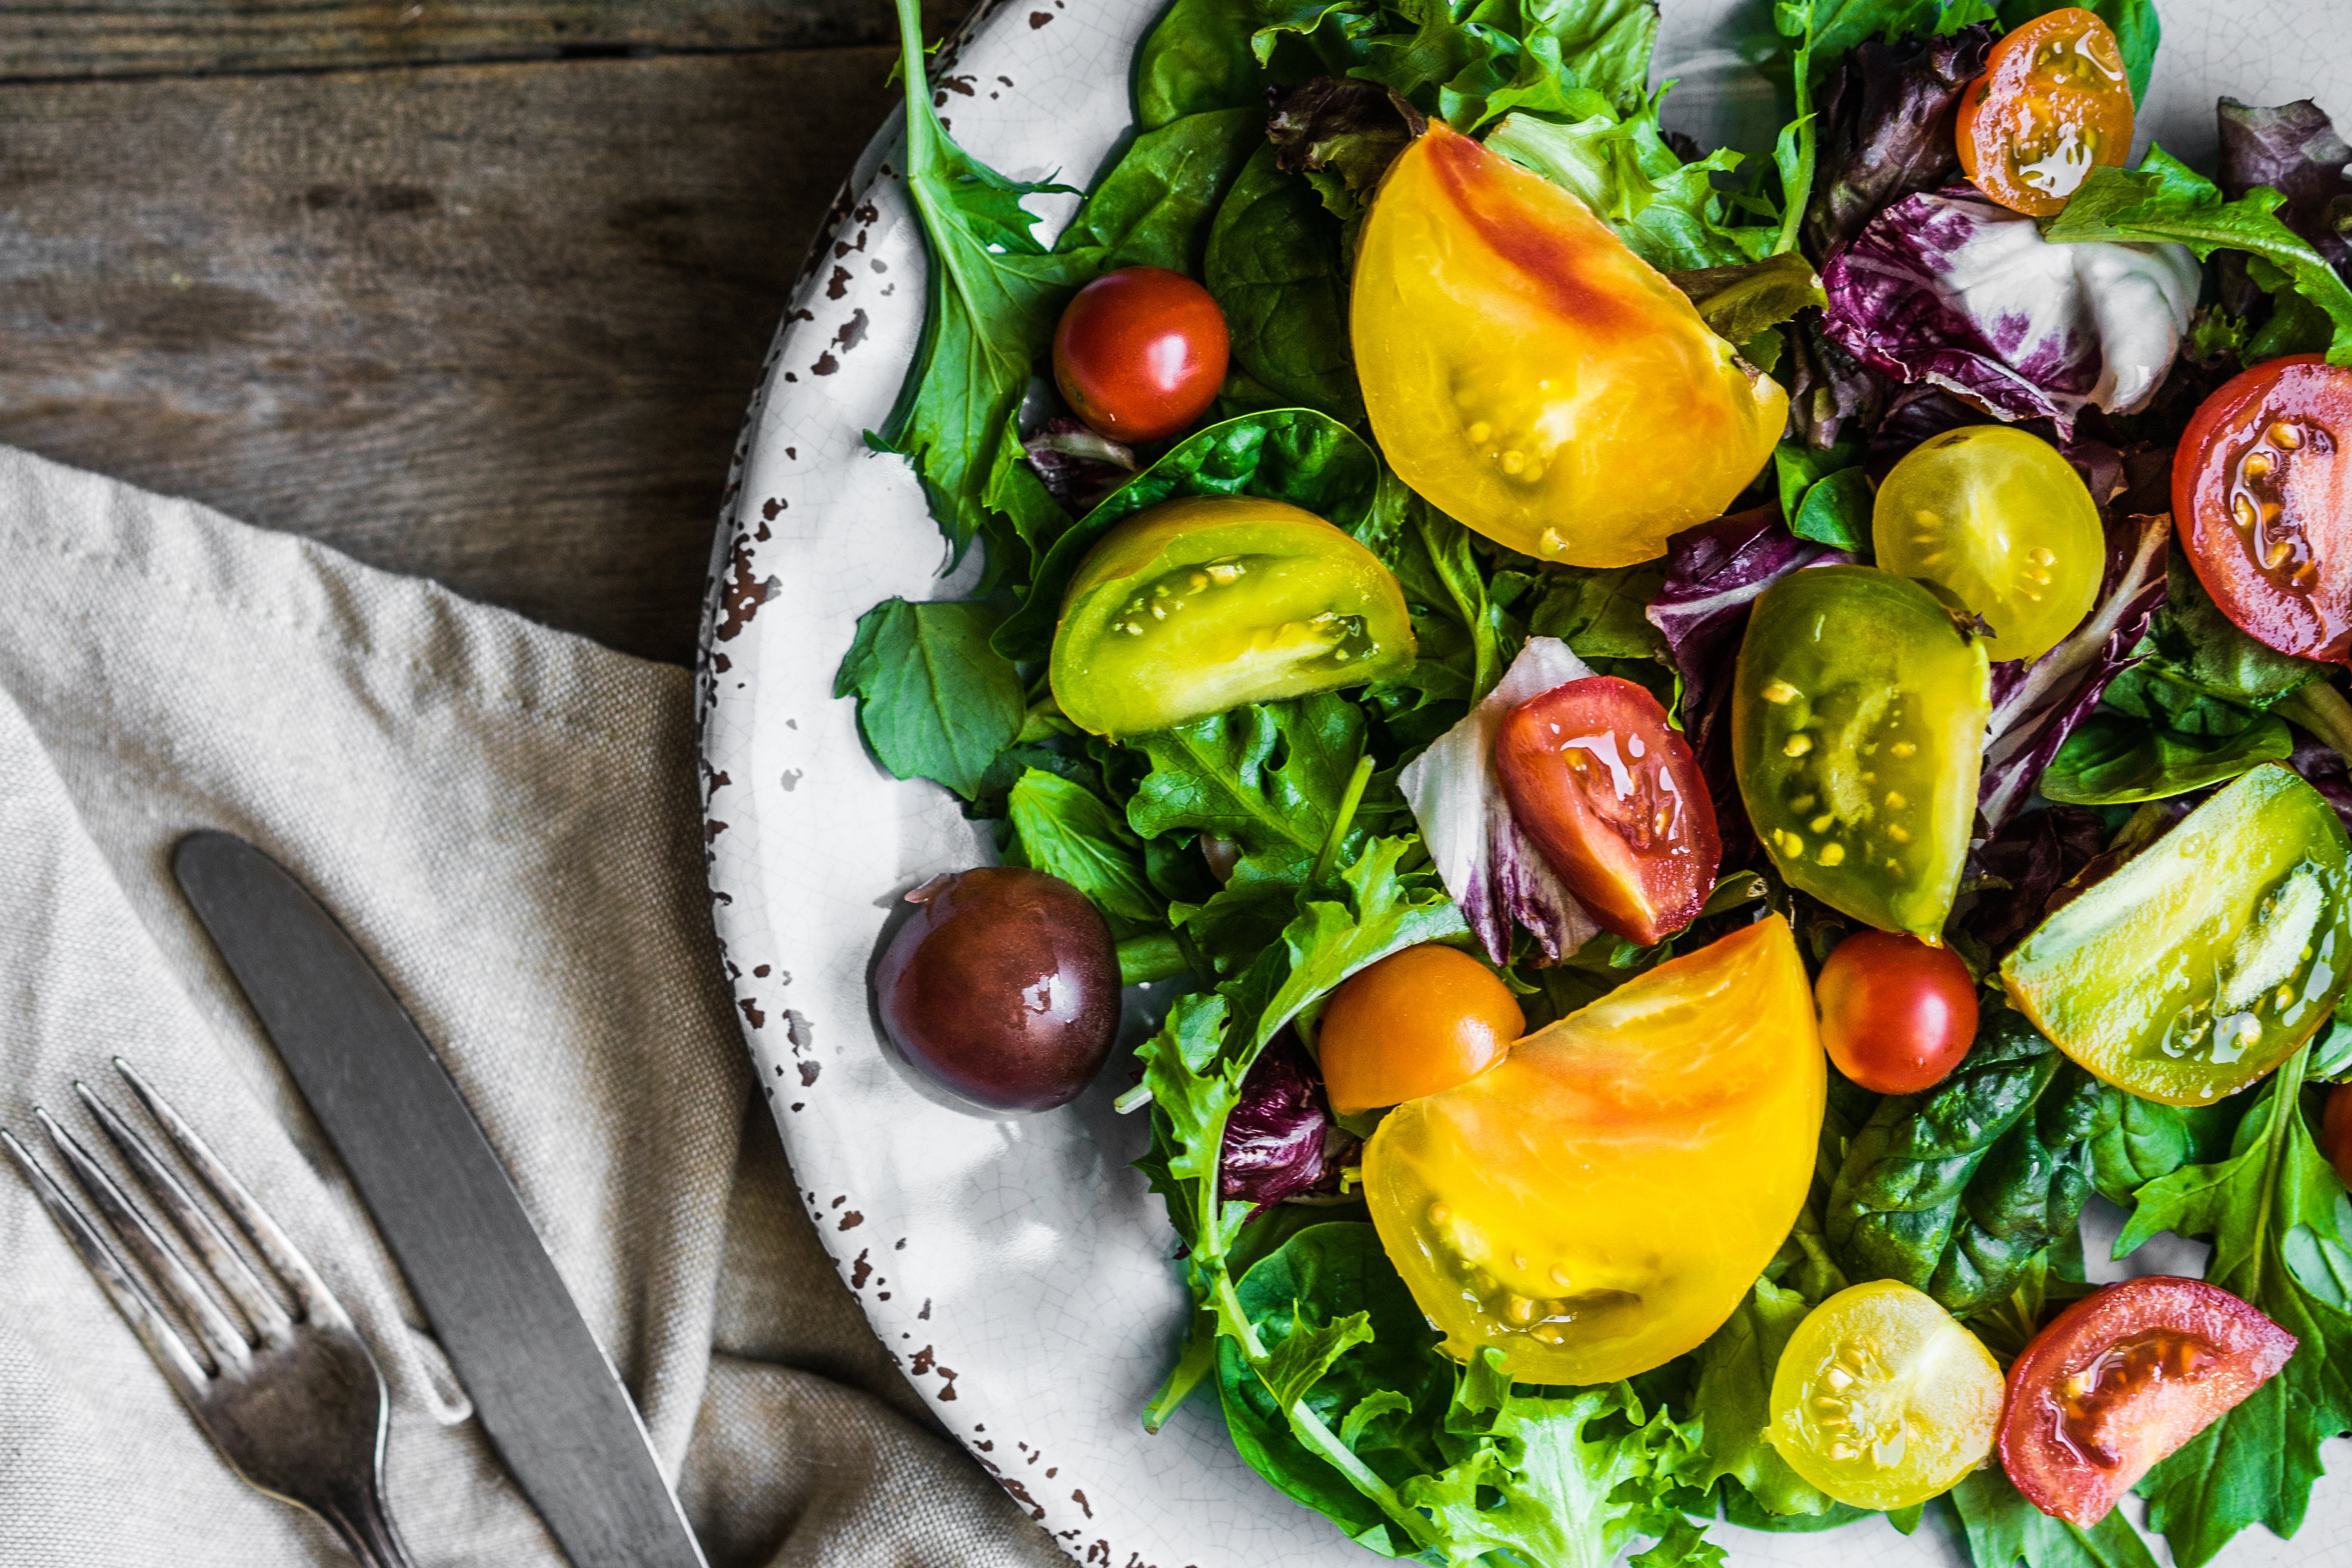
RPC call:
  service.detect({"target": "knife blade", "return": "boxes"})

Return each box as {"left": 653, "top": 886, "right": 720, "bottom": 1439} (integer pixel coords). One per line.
{"left": 173, "top": 830, "right": 708, "bottom": 1568}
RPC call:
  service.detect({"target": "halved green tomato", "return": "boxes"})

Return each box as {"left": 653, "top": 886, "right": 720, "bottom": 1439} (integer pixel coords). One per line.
{"left": 1872, "top": 425, "right": 2105, "bottom": 662}
{"left": 1049, "top": 495, "right": 1415, "bottom": 736}
{"left": 1732, "top": 566, "right": 1991, "bottom": 939}
{"left": 1767, "top": 1279, "right": 2005, "bottom": 1511}
{"left": 2001, "top": 762, "right": 2352, "bottom": 1105}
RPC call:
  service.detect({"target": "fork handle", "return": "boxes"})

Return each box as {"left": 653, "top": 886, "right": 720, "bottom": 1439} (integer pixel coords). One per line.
{"left": 321, "top": 1484, "right": 418, "bottom": 1568}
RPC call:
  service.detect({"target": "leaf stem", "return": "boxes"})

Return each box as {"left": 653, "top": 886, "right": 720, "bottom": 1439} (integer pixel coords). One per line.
{"left": 1141, "top": 1307, "right": 1219, "bottom": 1432}
{"left": 2279, "top": 681, "right": 2352, "bottom": 768}
{"left": 1310, "top": 754, "right": 1376, "bottom": 886}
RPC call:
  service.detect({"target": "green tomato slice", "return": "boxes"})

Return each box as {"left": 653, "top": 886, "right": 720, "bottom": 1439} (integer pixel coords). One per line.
{"left": 1732, "top": 566, "right": 1990, "bottom": 940}
{"left": 2001, "top": 763, "right": 2352, "bottom": 1106}
{"left": 1049, "top": 496, "right": 1415, "bottom": 736}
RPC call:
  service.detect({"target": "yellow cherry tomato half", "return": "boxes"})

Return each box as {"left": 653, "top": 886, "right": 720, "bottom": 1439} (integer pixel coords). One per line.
{"left": 1872, "top": 425, "right": 2105, "bottom": 662}
{"left": 1351, "top": 123, "right": 1786, "bottom": 568}
{"left": 1363, "top": 916, "right": 1824, "bottom": 1384}
{"left": 1316, "top": 944, "right": 1523, "bottom": 1114}
{"left": 1767, "top": 1279, "right": 2005, "bottom": 1511}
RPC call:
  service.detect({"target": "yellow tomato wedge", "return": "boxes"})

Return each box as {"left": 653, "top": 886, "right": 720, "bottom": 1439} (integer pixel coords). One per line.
{"left": 1350, "top": 122, "right": 1787, "bottom": 568}
{"left": 1362, "top": 915, "right": 1825, "bottom": 1384}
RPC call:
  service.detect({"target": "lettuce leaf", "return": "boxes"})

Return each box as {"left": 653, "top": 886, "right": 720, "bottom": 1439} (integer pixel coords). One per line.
{"left": 1486, "top": 97, "right": 1775, "bottom": 272}
{"left": 1804, "top": 24, "right": 1993, "bottom": 258}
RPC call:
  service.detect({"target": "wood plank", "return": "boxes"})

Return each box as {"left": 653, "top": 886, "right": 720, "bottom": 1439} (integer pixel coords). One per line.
{"left": 0, "top": 0, "right": 965, "bottom": 81}
{"left": 0, "top": 49, "right": 898, "bottom": 662}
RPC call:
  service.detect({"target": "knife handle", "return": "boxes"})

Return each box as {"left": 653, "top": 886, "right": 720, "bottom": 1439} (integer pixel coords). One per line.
{"left": 322, "top": 1481, "right": 418, "bottom": 1568}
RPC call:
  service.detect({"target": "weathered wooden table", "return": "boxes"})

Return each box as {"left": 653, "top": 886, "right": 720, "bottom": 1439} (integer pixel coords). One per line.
{"left": 1, "top": 0, "right": 955, "bottom": 664}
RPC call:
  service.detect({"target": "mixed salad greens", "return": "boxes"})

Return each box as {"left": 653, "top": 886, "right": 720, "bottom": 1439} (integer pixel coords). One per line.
{"left": 842, "top": 0, "right": 2352, "bottom": 1561}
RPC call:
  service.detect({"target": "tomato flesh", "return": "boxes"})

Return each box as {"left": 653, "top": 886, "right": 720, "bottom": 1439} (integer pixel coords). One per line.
{"left": 1052, "top": 266, "right": 1229, "bottom": 444}
{"left": 2000, "top": 1275, "right": 2296, "bottom": 1526}
{"left": 1816, "top": 930, "right": 1979, "bottom": 1095}
{"left": 1364, "top": 917, "right": 1824, "bottom": 1383}
{"left": 1494, "top": 676, "right": 1722, "bottom": 945}
{"left": 1872, "top": 426, "right": 2105, "bottom": 663}
{"left": 1767, "top": 1279, "right": 2005, "bottom": 1511}
{"left": 2173, "top": 354, "right": 2352, "bottom": 663}
{"left": 1049, "top": 495, "right": 1416, "bottom": 736}
{"left": 1956, "top": 7, "right": 2133, "bottom": 217}
{"left": 1316, "top": 944, "right": 1523, "bottom": 1114}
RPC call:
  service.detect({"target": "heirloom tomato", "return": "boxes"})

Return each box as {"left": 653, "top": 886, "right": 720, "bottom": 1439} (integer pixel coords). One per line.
{"left": 1048, "top": 496, "right": 1414, "bottom": 736}
{"left": 2172, "top": 354, "right": 2352, "bottom": 663}
{"left": 1767, "top": 1280, "right": 2005, "bottom": 1511}
{"left": 1363, "top": 916, "right": 1823, "bottom": 1384}
{"left": 1956, "top": 7, "right": 2133, "bottom": 216}
{"left": 1999, "top": 1276, "right": 2295, "bottom": 1526}
{"left": 1350, "top": 123, "right": 1786, "bottom": 568}
{"left": 2001, "top": 762, "right": 2352, "bottom": 1105}
{"left": 1872, "top": 426, "right": 2105, "bottom": 662}
{"left": 1733, "top": 566, "right": 1990, "bottom": 940}
{"left": 1316, "top": 944, "right": 1522, "bottom": 1114}
{"left": 1052, "top": 265, "right": 1229, "bottom": 444}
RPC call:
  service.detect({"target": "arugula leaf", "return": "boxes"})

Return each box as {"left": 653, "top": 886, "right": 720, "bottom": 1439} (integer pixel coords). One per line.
{"left": 1949, "top": 1466, "right": 2161, "bottom": 1568}
{"left": 2117, "top": 1046, "right": 2352, "bottom": 1567}
{"left": 1997, "top": 0, "right": 2160, "bottom": 105}
{"left": 875, "top": 0, "right": 1100, "bottom": 561}
{"left": 833, "top": 598, "right": 1026, "bottom": 799}
{"left": 2041, "top": 710, "right": 2295, "bottom": 806}
{"left": 2047, "top": 148, "right": 2352, "bottom": 366}
{"left": 1206, "top": 145, "right": 1364, "bottom": 421}
{"left": 1005, "top": 768, "right": 1162, "bottom": 930}
{"left": 995, "top": 408, "right": 1382, "bottom": 659}
{"left": 1354, "top": 473, "right": 1511, "bottom": 705}
{"left": 1486, "top": 103, "right": 1775, "bottom": 272}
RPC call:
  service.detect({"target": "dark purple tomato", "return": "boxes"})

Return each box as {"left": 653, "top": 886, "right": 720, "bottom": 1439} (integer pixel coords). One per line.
{"left": 875, "top": 866, "right": 1119, "bottom": 1111}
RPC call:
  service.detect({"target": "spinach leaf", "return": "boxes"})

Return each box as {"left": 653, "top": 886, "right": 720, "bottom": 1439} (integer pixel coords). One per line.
{"left": 2041, "top": 709, "right": 2295, "bottom": 806}
{"left": 1527, "top": 563, "right": 1672, "bottom": 663}
{"left": 2117, "top": 1046, "right": 2352, "bottom": 1568}
{"left": 1949, "top": 1466, "right": 2161, "bottom": 1568}
{"left": 2047, "top": 148, "right": 2352, "bottom": 366}
{"left": 2134, "top": 549, "right": 2329, "bottom": 710}
{"left": 1786, "top": 464, "right": 1872, "bottom": 551}
{"left": 1486, "top": 106, "right": 1774, "bottom": 272}
{"left": 875, "top": 0, "right": 1099, "bottom": 561}
{"left": 1827, "top": 1004, "right": 2118, "bottom": 1314}
{"left": 833, "top": 598, "right": 1027, "bottom": 799}
{"left": 1206, "top": 145, "right": 1364, "bottom": 421}
{"left": 1059, "top": 106, "right": 1268, "bottom": 276}
{"left": 2088, "top": 1093, "right": 2199, "bottom": 1206}
{"left": 1136, "top": 0, "right": 1270, "bottom": 127}
{"left": 1997, "top": 0, "right": 2160, "bottom": 105}
{"left": 994, "top": 408, "right": 1382, "bottom": 659}
{"left": 1004, "top": 768, "right": 1162, "bottom": 930}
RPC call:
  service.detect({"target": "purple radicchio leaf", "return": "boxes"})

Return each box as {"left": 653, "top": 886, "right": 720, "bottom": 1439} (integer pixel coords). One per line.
{"left": 1962, "top": 805, "right": 2111, "bottom": 957}
{"left": 1806, "top": 24, "right": 1996, "bottom": 260}
{"left": 1398, "top": 636, "right": 1603, "bottom": 965}
{"left": 1979, "top": 512, "right": 2171, "bottom": 831}
{"left": 1218, "top": 1030, "right": 1334, "bottom": 1212}
{"left": 1821, "top": 189, "right": 2200, "bottom": 436}
{"left": 2218, "top": 97, "right": 2352, "bottom": 278}
{"left": 1646, "top": 506, "right": 1852, "bottom": 863}
{"left": 1024, "top": 417, "right": 1138, "bottom": 514}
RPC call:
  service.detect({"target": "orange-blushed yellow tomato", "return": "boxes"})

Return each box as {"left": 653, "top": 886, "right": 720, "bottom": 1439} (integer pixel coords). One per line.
{"left": 1957, "top": 7, "right": 2133, "bottom": 217}
{"left": 1316, "top": 944, "right": 1523, "bottom": 1114}
{"left": 1350, "top": 122, "right": 1786, "bottom": 568}
{"left": 1363, "top": 915, "right": 1824, "bottom": 1384}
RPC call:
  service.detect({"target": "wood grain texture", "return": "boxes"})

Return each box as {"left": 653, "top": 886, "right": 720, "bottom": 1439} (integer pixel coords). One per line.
{"left": 1, "top": 0, "right": 964, "bottom": 80}
{"left": 0, "top": 48, "right": 898, "bottom": 662}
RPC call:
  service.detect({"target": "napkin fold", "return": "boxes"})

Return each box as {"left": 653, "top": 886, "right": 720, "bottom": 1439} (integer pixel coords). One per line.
{"left": 0, "top": 447, "right": 1062, "bottom": 1567}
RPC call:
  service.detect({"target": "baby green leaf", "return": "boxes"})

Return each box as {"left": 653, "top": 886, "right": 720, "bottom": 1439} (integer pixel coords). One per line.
{"left": 832, "top": 598, "right": 1026, "bottom": 799}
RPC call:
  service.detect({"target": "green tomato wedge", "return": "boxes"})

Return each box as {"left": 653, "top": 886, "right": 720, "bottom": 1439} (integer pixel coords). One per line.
{"left": 2001, "top": 763, "right": 2352, "bottom": 1107}
{"left": 1732, "top": 566, "right": 1990, "bottom": 940}
{"left": 1049, "top": 496, "right": 1414, "bottom": 736}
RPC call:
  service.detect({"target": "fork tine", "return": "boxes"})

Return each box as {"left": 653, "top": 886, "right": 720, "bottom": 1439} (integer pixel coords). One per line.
{"left": 77, "top": 1082, "right": 294, "bottom": 1348}
{"left": 113, "top": 1059, "right": 347, "bottom": 1328}
{"left": 37, "top": 1108, "right": 252, "bottom": 1374}
{"left": 1, "top": 1126, "right": 212, "bottom": 1395}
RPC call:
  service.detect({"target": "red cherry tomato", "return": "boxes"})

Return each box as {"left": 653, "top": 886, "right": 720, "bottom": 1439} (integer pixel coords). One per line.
{"left": 1999, "top": 1275, "right": 2296, "bottom": 1527}
{"left": 1955, "top": 7, "right": 2133, "bottom": 217}
{"left": 1052, "top": 266, "right": 1229, "bottom": 443}
{"left": 1494, "top": 675, "right": 1722, "bottom": 945}
{"left": 2322, "top": 1083, "right": 2352, "bottom": 1189}
{"left": 2173, "top": 354, "right": 2352, "bottom": 663}
{"left": 1814, "top": 931, "right": 1977, "bottom": 1095}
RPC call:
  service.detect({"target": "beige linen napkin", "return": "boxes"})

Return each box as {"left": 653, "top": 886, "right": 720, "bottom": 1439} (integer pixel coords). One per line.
{"left": 0, "top": 446, "right": 1063, "bottom": 1568}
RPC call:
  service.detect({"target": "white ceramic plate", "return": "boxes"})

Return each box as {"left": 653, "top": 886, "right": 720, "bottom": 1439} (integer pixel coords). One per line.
{"left": 697, "top": 4, "right": 2352, "bottom": 1564}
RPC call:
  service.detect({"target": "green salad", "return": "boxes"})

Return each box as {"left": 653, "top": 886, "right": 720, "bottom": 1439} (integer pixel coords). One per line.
{"left": 843, "top": 0, "right": 2352, "bottom": 1561}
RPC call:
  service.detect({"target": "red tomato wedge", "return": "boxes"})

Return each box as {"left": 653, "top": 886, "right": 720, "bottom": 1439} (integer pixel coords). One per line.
{"left": 1494, "top": 675, "right": 1721, "bottom": 945}
{"left": 1999, "top": 1275, "right": 2296, "bottom": 1527}
{"left": 2173, "top": 354, "right": 2352, "bottom": 663}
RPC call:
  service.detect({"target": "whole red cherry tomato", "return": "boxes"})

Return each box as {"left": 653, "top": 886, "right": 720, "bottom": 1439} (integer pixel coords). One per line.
{"left": 1052, "top": 266, "right": 1229, "bottom": 443}
{"left": 2173, "top": 354, "right": 2352, "bottom": 663}
{"left": 1814, "top": 930, "right": 1978, "bottom": 1094}
{"left": 1493, "top": 675, "right": 1722, "bottom": 945}
{"left": 2322, "top": 1083, "right": 2352, "bottom": 1189}
{"left": 1955, "top": 7, "right": 2133, "bottom": 216}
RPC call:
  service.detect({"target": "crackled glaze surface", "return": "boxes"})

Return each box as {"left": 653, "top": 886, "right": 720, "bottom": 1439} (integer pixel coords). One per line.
{"left": 697, "top": 2, "right": 2352, "bottom": 1563}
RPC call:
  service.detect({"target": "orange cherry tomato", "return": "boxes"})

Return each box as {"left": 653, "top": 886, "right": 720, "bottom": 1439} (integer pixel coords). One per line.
{"left": 1052, "top": 265, "right": 1229, "bottom": 444}
{"left": 1956, "top": 8, "right": 2134, "bottom": 217}
{"left": 2322, "top": 1084, "right": 2352, "bottom": 1189}
{"left": 1815, "top": 930, "right": 1979, "bottom": 1094}
{"left": 1316, "top": 944, "right": 1523, "bottom": 1114}
{"left": 2172, "top": 354, "right": 2352, "bottom": 664}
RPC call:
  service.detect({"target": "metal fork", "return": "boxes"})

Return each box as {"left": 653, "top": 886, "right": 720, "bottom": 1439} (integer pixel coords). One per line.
{"left": 1, "top": 1059, "right": 415, "bottom": 1567}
